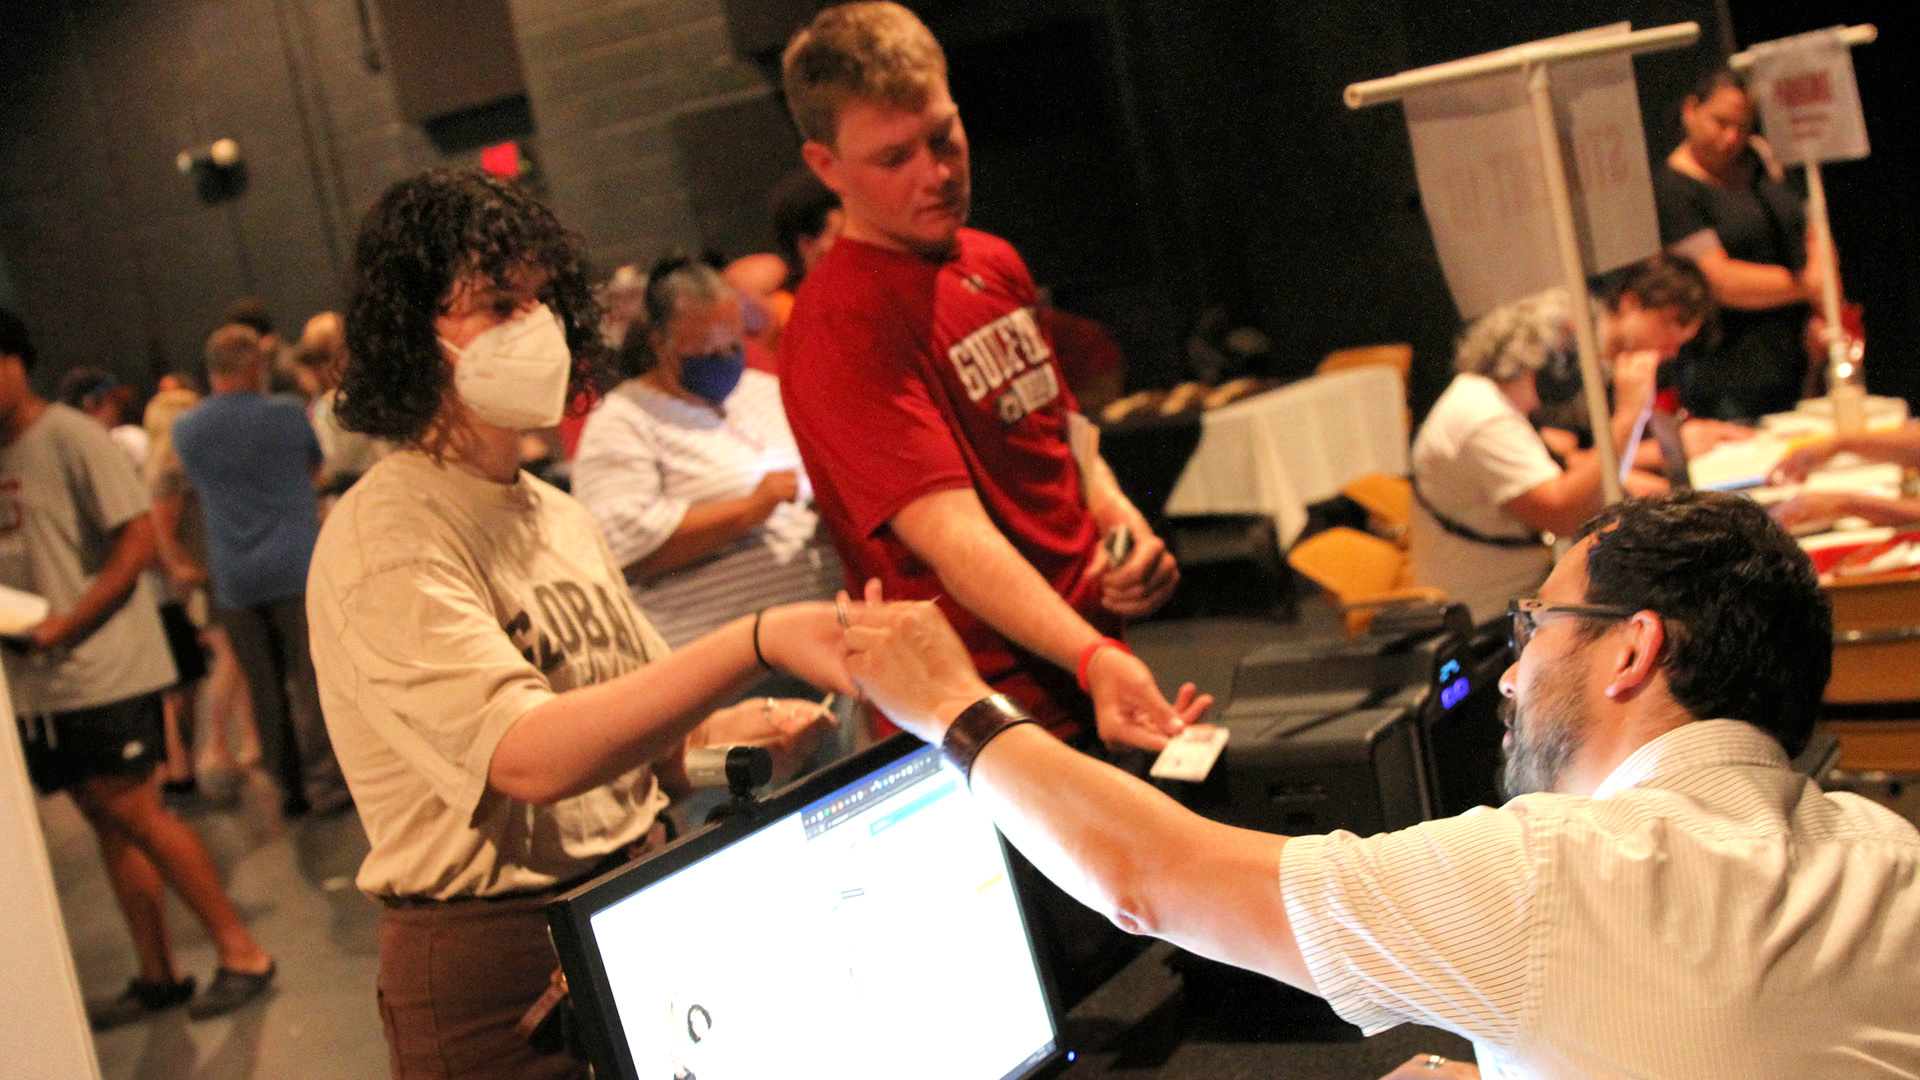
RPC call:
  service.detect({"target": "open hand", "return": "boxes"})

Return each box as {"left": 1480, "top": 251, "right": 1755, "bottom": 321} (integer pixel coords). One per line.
{"left": 1085, "top": 645, "right": 1212, "bottom": 753}
{"left": 696, "top": 696, "right": 837, "bottom": 781}
{"left": 1769, "top": 490, "right": 1857, "bottom": 531}
{"left": 840, "top": 580, "right": 995, "bottom": 746}
{"left": 1770, "top": 439, "right": 1841, "bottom": 485}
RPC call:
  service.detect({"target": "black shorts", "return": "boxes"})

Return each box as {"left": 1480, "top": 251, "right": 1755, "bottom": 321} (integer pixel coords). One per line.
{"left": 159, "top": 601, "right": 209, "bottom": 685}
{"left": 17, "top": 691, "right": 165, "bottom": 795}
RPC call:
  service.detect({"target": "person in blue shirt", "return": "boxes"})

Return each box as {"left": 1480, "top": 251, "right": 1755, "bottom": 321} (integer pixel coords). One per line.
{"left": 172, "top": 322, "right": 346, "bottom": 817}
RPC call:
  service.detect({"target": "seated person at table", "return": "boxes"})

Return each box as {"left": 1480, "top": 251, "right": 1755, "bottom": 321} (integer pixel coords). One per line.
{"left": 1769, "top": 421, "right": 1920, "bottom": 530}
{"left": 572, "top": 255, "right": 842, "bottom": 649}
{"left": 845, "top": 490, "right": 1920, "bottom": 1080}
{"left": 1411, "top": 262, "right": 1709, "bottom": 620}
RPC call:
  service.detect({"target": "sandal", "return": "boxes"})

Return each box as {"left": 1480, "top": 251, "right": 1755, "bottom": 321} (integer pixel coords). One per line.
{"left": 88, "top": 975, "right": 195, "bottom": 1030}
{"left": 187, "top": 962, "right": 276, "bottom": 1020}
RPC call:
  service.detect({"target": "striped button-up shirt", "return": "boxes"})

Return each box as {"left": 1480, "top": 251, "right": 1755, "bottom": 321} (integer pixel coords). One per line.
{"left": 1281, "top": 719, "right": 1920, "bottom": 1078}
{"left": 573, "top": 371, "right": 841, "bottom": 648}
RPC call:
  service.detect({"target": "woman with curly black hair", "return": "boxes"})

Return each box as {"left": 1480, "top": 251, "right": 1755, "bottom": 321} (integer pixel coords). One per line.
{"left": 309, "top": 169, "right": 849, "bottom": 1080}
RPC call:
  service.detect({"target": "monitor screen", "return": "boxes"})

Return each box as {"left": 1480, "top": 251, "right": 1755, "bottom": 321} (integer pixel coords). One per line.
{"left": 548, "top": 738, "right": 1063, "bottom": 1080}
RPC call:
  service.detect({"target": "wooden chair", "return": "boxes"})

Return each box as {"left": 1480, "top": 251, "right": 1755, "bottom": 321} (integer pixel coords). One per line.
{"left": 1319, "top": 343, "right": 1413, "bottom": 430}
{"left": 1286, "top": 526, "right": 1447, "bottom": 636}
{"left": 1317, "top": 343, "right": 1413, "bottom": 382}
{"left": 1341, "top": 472, "right": 1412, "bottom": 547}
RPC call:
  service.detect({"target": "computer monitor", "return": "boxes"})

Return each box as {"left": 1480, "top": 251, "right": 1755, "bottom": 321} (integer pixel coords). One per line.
{"left": 547, "top": 736, "right": 1066, "bottom": 1080}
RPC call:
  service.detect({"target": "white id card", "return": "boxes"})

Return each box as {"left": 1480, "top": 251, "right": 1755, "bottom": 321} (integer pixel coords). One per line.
{"left": 1149, "top": 724, "right": 1228, "bottom": 782}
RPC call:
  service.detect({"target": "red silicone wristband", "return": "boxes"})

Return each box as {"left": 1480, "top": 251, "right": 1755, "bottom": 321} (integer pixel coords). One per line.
{"left": 1076, "top": 636, "right": 1130, "bottom": 693}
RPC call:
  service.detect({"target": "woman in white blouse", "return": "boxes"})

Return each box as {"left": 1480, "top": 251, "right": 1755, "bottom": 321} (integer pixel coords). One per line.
{"left": 573, "top": 257, "right": 842, "bottom": 648}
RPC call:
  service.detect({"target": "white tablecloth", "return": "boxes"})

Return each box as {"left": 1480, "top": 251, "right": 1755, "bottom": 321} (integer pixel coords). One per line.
{"left": 1162, "top": 365, "right": 1409, "bottom": 548}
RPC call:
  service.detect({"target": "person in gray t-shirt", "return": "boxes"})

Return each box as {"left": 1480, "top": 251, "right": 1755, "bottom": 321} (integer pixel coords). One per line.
{"left": 0, "top": 309, "right": 276, "bottom": 1028}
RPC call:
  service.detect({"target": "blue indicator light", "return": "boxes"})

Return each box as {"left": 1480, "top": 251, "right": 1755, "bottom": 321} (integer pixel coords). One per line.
{"left": 1440, "top": 676, "right": 1471, "bottom": 710}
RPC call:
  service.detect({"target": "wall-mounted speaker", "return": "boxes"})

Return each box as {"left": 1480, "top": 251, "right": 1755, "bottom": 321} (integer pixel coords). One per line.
{"left": 719, "top": 0, "right": 824, "bottom": 58}
{"left": 371, "top": 0, "right": 528, "bottom": 122}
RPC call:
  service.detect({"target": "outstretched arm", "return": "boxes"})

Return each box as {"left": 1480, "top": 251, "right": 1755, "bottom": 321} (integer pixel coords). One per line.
{"left": 890, "top": 488, "right": 1208, "bottom": 751}
{"left": 488, "top": 603, "right": 847, "bottom": 804}
{"left": 1773, "top": 423, "right": 1920, "bottom": 483}
{"left": 842, "top": 592, "right": 1304, "bottom": 986}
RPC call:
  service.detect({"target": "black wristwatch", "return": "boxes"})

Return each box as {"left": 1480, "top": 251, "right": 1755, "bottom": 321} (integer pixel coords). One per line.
{"left": 941, "top": 694, "right": 1036, "bottom": 785}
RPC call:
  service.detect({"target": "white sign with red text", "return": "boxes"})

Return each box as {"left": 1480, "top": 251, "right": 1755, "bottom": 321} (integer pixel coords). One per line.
{"left": 1403, "top": 24, "right": 1658, "bottom": 318}
{"left": 1746, "top": 27, "right": 1870, "bottom": 165}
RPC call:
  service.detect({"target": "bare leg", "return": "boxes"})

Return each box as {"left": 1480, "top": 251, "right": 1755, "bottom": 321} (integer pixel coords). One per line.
{"left": 80, "top": 802, "right": 177, "bottom": 983}
{"left": 161, "top": 684, "right": 196, "bottom": 785}
{"left": 72, "top": 772, "right": 273, "bottom": 974}
{"left": 202, "top": 624, "right": 260, "bottom": 769}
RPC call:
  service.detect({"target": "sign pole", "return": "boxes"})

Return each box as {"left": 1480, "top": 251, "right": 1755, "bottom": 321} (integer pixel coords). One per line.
{"left": 1525, "top": 59, "right": 1626, "bottom": 503}
{"left": 1803, "top": 162, "right": 1846, "bottom": 370}
{"left": 1347, "top": 22, "right": 1700, "bottom": 505}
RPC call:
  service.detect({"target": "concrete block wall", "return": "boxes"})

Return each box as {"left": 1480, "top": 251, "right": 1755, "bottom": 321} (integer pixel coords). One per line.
{"left": 511, "top": 0, "right": 781, "bottom": 272}
{"left": 0, "top": 0, "right": 790, "bottom": 385}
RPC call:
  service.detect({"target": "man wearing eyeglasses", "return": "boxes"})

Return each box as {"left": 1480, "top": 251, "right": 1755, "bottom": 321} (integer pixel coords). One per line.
{"left": 845, "top": 490, "right": 1920, "bottom": 1079}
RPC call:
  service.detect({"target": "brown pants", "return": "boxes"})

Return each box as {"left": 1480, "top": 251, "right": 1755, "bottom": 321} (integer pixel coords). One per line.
{"left": 377, "top": 896, "right": 585, "bottom": 1080}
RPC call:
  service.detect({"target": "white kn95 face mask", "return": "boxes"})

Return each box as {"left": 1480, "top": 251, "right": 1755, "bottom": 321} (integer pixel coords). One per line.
{"left": 440, "top": 302, "right": 573, "bottom": 430}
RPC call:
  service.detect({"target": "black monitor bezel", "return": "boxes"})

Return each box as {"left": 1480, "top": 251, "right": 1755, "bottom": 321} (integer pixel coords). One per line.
{"left": 546, "top": 734, "right": 1070, "bottom": 1080}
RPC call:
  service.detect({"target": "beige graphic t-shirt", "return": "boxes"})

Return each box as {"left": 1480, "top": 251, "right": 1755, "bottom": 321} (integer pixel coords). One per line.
{"left": 308, "top": 450, "right": 671, "bottom": 899}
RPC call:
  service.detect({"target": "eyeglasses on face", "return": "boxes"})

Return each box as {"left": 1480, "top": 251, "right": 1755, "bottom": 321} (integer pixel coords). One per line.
{"left": 1507, "top": 598, "right": 1637, "bottom": 656}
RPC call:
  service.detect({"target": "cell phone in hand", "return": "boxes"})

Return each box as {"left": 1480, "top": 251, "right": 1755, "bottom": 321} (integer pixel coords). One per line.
{"left": 1103, "top": 524, "right": 1134, "bottom": 567}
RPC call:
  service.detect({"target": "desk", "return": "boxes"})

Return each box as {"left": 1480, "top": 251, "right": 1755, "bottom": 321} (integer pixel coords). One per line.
{"left": 1163, "top": 367, "right": 1408, "bottom": 550}
{"left": 1712, "top": 403, "right": 1920, "bottom": 769}
{"left": 1061, "top": 941, "right": 1473, "bottom": 1079}
{"left": 1688, "top": 395, "right": 1910, "bottom": 491}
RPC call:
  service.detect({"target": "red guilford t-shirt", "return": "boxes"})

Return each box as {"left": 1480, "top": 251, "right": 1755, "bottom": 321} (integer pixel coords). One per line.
{"left": 782, "top": 230, "right": 1116, "bottom": 736}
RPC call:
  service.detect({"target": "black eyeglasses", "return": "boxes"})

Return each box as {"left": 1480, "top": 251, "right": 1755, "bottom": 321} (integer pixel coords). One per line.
{"left": 1507, "top": 598, "right": 1636, "bottom": 656}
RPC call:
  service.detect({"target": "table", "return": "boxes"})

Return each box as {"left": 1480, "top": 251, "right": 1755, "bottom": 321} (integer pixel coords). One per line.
{"left": 1702, "top": 399, "right": 1920, "bottom": 771}
{"left": 1061, "top": 941, "right": 1474, "bottom": 1079}
{"left": 1162, "top": 366, "right": 1408, "bottom": 550}
{"left": 1687, "top": 394, "right": 1910, "bottom": 491}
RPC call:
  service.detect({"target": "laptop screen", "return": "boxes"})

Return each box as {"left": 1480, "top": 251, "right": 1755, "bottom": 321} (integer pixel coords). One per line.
{"left": 549, "top": 738, "right": 1062, "bottom": 1080}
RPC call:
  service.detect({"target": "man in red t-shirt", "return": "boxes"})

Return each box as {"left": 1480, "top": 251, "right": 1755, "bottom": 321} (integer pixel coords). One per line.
{"left": 778, "top": 2, "right": 1206, "bottom": 749}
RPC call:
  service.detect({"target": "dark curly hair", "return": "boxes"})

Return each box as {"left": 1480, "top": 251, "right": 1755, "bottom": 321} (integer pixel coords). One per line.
{"left": 1575, "top": 491, "right": 1831, "bottom": 755}
{"left": 339, "top": 169, "right": 606, "bottom": 444}
{"left": 1594, "top": 252, "right": 1713, "bottom": 329}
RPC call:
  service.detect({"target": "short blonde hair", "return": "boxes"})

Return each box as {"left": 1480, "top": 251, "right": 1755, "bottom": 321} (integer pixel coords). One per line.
{"left": 782, "top": 2, "right": 947, "bottom": 146}
{"left": 204, "top": 322, "right": 265, "bottom": 378}
{"left": 1454, "top": 288, "right": 1574, "bottom": 383}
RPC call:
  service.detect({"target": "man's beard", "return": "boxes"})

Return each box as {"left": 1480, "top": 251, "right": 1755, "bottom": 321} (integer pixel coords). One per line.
{"left": 1500, "top": 655, "right": 1592, "bottom": 798}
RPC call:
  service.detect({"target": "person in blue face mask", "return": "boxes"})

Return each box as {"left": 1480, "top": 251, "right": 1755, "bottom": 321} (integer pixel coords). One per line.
{"left": 572, "top": 255, "right": 845, "bottom": 651}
